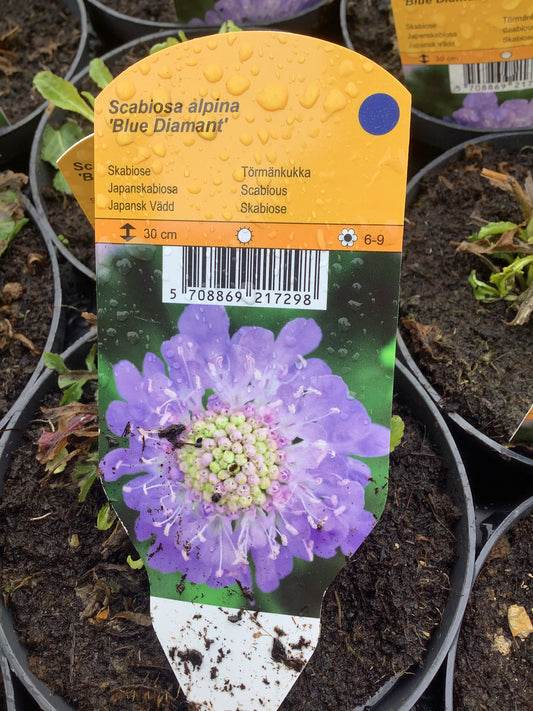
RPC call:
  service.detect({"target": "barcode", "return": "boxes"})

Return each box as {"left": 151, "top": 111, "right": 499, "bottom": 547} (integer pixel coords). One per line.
{"left": 162, "top": 246, "right": 329, "bottom": 309}
{"left": 449, "top": 59, "right": 533, "bottom": 94}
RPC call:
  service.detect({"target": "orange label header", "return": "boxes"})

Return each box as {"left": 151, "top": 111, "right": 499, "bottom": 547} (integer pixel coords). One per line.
{"left": 94, "top": 31, "right": 410, "bottom": 244}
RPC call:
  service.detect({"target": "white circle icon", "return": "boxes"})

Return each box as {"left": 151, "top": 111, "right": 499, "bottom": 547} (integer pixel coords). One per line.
{"left": 237, "top": 227, "right": 252, "bottom": 244}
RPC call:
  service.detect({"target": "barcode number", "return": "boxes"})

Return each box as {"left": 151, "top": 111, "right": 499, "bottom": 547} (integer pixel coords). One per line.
{"left": 449, "top": 59, "right": 533, "bottom": 93}
{"left": 162, "top": 246, "right": 329, "bottom": 310}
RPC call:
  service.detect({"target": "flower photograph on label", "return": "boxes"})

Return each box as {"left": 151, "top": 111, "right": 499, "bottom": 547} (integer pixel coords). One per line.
{"left": 100, "top": 304, "right": 390, "bottom": 596}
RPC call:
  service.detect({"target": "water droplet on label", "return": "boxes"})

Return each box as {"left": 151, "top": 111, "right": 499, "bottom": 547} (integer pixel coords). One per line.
{"left": 339, "top": 59, "right": 354, "bottom": 77}
{"left": 239, "top": 42, "right": 253, "bottom": 62}
{"left": 116, "top": 258, "right": 132, "bottom": 275}
{"left": 116, "top": 80, "right": 136, "bottom": 101}
{"left": 299, "top": 83, "right": 320, "bottom": 109}
{"left": 127, "top": 331, "right": 140, "bottom": 344}
{"left": 106, "top": 328, "right": 117, "bottom": 337}
{"left": 256, "top": 82, "right": 288, "bottom": 111}
{"left": 227, "top": 75, "right": 250, "bottom": 96}
{"left": 338, "top": 317, "right": 351, "bottom": 331}
{"left": 116, "top": 311, "right": 129, "bottom": 322}
{"left": 204, "top": 64, "right": 223, "bottom": 82}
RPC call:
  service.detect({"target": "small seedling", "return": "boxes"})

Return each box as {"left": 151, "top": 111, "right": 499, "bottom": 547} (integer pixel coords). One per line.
{"left": 456, "top": 168, "right": 533, "bottom": 325}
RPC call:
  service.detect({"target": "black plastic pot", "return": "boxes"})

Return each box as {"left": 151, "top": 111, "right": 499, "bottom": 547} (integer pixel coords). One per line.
{"left": 0, "top": 346, "right": 475, "bottom": 711}
{"left": 1, "top": 649, "right": 15, "bottom": 710}
{"left": 0, "top": 0, "right": 89, "bottom": 172}
{"left": 354, "top": 360, "right": 475, "bottom": 711}
{"left": 444, "top": 495, "right": 533, "bottom": 711}
{"left": 85, "top": 0, "right": 335, "bottom": 48}
{"left": 339, "top": 0, "right": 533, "bottom": 152}
{"left": 397, "top": 131, "right": 533, "bottom": 499}
{"left": 0, "top": 196, "right": 64, "bottom": 435}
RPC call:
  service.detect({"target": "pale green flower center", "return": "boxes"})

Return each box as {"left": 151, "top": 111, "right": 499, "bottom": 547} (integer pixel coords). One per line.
{"left": 177, "top": 409, "right": 283, "bottom": 513}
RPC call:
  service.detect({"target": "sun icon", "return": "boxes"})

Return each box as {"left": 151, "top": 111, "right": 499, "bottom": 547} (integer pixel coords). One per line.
{"left": 237, "top": 227, "right": 252, "bottom": 244}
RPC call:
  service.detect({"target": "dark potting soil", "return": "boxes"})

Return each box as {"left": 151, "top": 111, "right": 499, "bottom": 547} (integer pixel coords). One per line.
{"left": 0, "top": 221, "right": 55, "bottom": 422}
{"left": 0, "top": 0, "right": 81, "bottom": 126}
{"left": 453, "top": 514, "right": 533, "bottom": 711}
{"left": 0, "top": 391, "right": 459, "bottom": 710}
{"left": 399, "top": 141, "right": 533, "bottom": 447}
{"left": 94, "top": 0, "right": 178, "bottom": 23}
{"left": 344, "top": 0, "right": 402, "bottom": 79}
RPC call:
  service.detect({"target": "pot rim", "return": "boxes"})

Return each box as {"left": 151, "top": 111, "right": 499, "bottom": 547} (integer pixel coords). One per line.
{"left": 338, "top": 0, "right": 533, "bottom": 148}
{"left": 398, "top": 130, "right": 533, "bottom": 470}
{"left": 0, "top": 331, "right": 96, "bottom": 711}
{"left": 444, "top": 495, "right": 533, "bottom": 711}
{"left": 0, "top": 0, "right": 88, "bottom": 139}
{"left": 0, "top": 349, "right": 475, "bottom": 711}
{"left": 359, "top": 360, "right": 476, "bottom": 711}
{"left": 85, "top": 0, "right": 331, "bottom": 40}
{"left": 0, "top": 196, "right": 64, "bottom": 434}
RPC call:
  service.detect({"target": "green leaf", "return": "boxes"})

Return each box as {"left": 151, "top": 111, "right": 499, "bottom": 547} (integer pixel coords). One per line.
{"left": 85, "top": 344, "right": 97, "bottom": 373}
{"left": 219, "top": 20, "right": 242, "bottom": 32}
{"left": 149, "top": 36, "right": 182, "bottom": 54}
{"left": 59, "top": 380, "right": 86, "bottom": 406}
{"left": 43, "top": 352, "right": 70, "bottom": 375}
{"left": 44, "top": 447, "right": 69, "bottom": 474}
{"left": 73, "top": 459, "right": 98, "bottom": 502}
{"left": 127, "top": 555, "right": 145, "bottom": 570}
{"left": 96, "top": 502, "right": 117, "bottom": 530}
{"left": 33, "top": 71, "right": 95, "bottom": 123}
{"left": 0, "top": 216, "right": 28, "bottom": 258}
{"left": 41, "top": 121, "right": 85, "bottom": 169}
{"left": 89, "top": 58, "right": 113, "bottom": 90}
{"left": 53, "top": 170, "right": 72, "bottom": 195}
{"left": 468, "top": 270, "right": 501, "bottom": 302}
{"left": 0, "top": 182, "right": 28, "bottom": 258}
{"left": 0, "top": 106, "right": 9, "bottom": 126}
{"left": 469, "top": 221, "right": 518, "bottom": 242}
{"left": 389, "top": 415, "right": 405, "bottom": 452}
{"left": 490, "top": 255, "right": 533, "bottom": 298}
{"left": 80, "top": 91, "right": 95, "bottom": 109}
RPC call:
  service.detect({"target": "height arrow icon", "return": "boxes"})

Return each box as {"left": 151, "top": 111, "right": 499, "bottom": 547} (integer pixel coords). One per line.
{"left": 120, "top": 223, "right": 136, "bottom": 241}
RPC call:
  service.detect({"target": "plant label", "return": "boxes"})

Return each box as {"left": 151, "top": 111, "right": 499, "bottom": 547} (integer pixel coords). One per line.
{"left": 510, "top": 404, "right": 533, "bottom": 447}
{"left": 92, "top": 31, "right": 410, "bottom": 710}
{"left": 57, "top": 134, "right": 95, "bottom": 226}
{"left": 390, "top": 0, "right": 533, "bottom": 129}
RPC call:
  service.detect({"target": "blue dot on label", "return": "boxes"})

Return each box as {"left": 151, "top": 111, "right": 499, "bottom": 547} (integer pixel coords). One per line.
{"left": 359, "top": 93, "right": 400, "bottom": 136}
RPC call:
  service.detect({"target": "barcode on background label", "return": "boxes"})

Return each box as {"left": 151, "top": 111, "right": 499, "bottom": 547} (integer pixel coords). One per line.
{"left": 449, "top": 59, "right": 533, "bottom": 93}
{"left": 162, "top": 246, "right": 329, "bottom": 309}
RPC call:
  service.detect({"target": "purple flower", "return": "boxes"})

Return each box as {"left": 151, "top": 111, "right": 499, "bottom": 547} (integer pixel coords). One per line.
{"left": 187, "top": 0, "right": 322, "bottom": 25}
{"left": 100, "top": 305, "right": 389, "bottom": 593}
{"left": 451, "top": 92, "right": 533, "bottom": 129}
